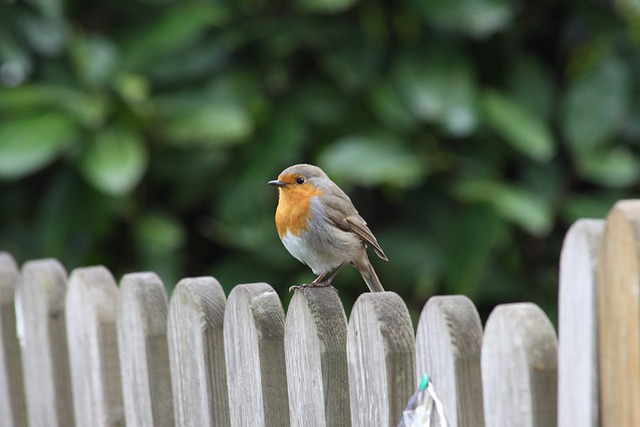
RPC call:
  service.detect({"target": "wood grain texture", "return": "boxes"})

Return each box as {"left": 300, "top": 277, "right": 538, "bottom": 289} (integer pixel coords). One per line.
{"left": 65, "top": 266, "right": 124, "bottom": 427}
{"left": 19, "top": 259, "right": 74, "bottom": 427}
{"left": 415, "top": 295, "right": 484, "bottom": 427}
{"left": 167, "top": 277, "right": 229, "bottom": 427}
{"left": 347, "top": 292, "right": 415, "bottom": 427}
{"left": 558, "top": 219, "right": 603, "bottom": 427}
{"left": 117, "top": 272, "right": 174, "bottom": 427}
{"left": 224, "top": 283, "right": 289, "bottom": 427}
{"left": 0, "top": 252, "right": 27, "bottom": 427}
{"left": 482, "top": 303, "right": 557, "bottom": 427}
{"left": 598, "top": 201, "right": 640, "bottom": 427}
{"left": 284, "top": 287, "right": 350, "bottom": 426}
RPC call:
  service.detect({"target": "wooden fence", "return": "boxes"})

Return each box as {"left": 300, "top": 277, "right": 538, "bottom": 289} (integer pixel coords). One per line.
{"left": 1, "top": 200, "right": 639, "bottom": 426}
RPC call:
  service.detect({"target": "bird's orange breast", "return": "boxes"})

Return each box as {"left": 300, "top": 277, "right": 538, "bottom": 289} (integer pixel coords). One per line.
{"left": 275, "top": 185, "right": 324, "bottom": 238}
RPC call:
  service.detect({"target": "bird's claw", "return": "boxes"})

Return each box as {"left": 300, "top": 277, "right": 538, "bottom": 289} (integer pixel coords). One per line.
{"left": 289, "top": 282, "right": 339, "bottom": 294}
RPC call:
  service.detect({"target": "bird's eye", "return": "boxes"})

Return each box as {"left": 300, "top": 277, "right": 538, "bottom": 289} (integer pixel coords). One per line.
{"left": 296, "top": 177, "right": 305, "bottom": 184}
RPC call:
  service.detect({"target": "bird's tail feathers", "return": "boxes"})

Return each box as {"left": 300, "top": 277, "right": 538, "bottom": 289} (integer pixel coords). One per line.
{"left": 354, "top": 256, "right": 385, "bottom": 292}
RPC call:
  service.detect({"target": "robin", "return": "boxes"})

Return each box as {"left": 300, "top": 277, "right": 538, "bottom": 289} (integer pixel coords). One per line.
{"left": 268, "top": 164, "right": 388, "bottom": 292}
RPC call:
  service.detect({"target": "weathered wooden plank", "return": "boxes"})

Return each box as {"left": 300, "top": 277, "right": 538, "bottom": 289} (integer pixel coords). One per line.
{"left": 558, "top": 219, "right": 603, "bottom": 427}
{"left": 284, "top": 287, "right": 350, "bottom": 426}
{"left": 482, "top": 303, "right": 557, "bottom": 427}
{"left": 117, "top": 272, "right": 174, "bottom": 427}
{"left": 167, "top": 277, "right": 229, "bottom": 427}
{"left": 598, "top": 201, "right": 640, "bottom": 427}
{"left": 19, "top": 259, "right": 74, "bottom": 427}
{"left": 347, "top": 292, "right": 415, "bottom": 427}
{"left": 0, "top": 252, "right": 27, "bottom": 427}
{"left": 415, "top": 295, "right": 484, "bottom": 427}
{"left": 224, "top": 283, "right": 289, "bottom": 426}
{"left": 65, "top": 266, "right": 124, "bottom": 427}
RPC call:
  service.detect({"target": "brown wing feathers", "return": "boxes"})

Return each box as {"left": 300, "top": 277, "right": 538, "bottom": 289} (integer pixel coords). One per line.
{"left": 344, "top": 216, "right": 388, "bottom": 261}
{"left": 322, "top": 189, "right": 388, "bottom": 261}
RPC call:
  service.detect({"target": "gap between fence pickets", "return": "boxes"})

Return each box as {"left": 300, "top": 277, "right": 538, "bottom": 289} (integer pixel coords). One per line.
{"left": 0, "top": 252, "right": 567, "bottom": 427}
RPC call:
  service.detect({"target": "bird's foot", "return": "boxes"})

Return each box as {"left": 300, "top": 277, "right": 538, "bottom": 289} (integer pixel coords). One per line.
{"left": 288, "top": 281, "right": 339, "bottom": 294}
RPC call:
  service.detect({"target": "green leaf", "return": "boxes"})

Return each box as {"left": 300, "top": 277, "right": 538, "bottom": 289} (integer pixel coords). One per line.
{"left": 19, "top": 14, "right": 67, "bottom": 56}
{"left": 113, "top": 73, "right": 150, "bottom": 106}
{"left": 24, "top": 0, "right": 63, "bottom": 18}
{"left": 135, "top": 212, "right": 186, "bottom": 289}
{"left": 318, "top": 135, "right": 426, "bottom": 187}
{"left": 293, "top": 0, "right": 358, "bottom": 13}
{"left": 119, "top": 4, "right": 228, "bottom": 70}
{"left": 164, "top": 102, "right": 253, "bottom": 145}
{"left": 35, "top": 168, "right": 118, "bottom": 260}
{"left": 318, "top": 32, "right": 380, "bottom": 91}
{"left": 576, "top": 146, "right": 640, "bottom": 188}
{"left": 455, "top": 180, "right": 553, "bottom": 235}
{"left": 394, "top": 46, "right": 477, "bottom": 136}
{"left": 0, "top": 112, "right": 77, "bottom": 179}
{"left": 508, "top": 56, "right": 555, "bottom": 121}
{"left": 368, "top": 81, "right": 417, "bottom": 131}
{"left": 562, "top": 56, "right": 631, "bottom": 152}
{"left": 70, "top": 35, "right": 118, "bottom": 87}
{"left": 289, "top": 80, "right": 351, "bottom": 126}
{"left": 408, "top": 0, "right": 511, "bottom": 37}
{"left": 79, "top": 127, "right": 148, "bottom": 196}
{"left": 480, "top": 90, "right": 555, "bottom": 162}
{"left": 0, "top": 86, "right": 109, "bottom": 128}
{"left": 444, "top": 205, "right": 505, "bottom": 296}
{"left": 136, "top": 213, "right": 185, "bottom": 252}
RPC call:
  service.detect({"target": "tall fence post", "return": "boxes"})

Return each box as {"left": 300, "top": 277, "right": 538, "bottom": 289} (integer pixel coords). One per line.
{"left": 19, "top": 259, "right": 74, "bottom": 427}
{"left": 65, "top": 266, "right": 124, "bottom": 427}
{"left": 347, "top": 292, "right": 415, "bottom": 427}
{"left": 558, "top": 219, "right": 603, "bottom": 427}
{"left": 284, "top": 287, "right": 350, "bottom": 426}
{"left": 0, "top": 252, "right": 27, "bottom": 427}
{"left": 598, "top": 201, "right": 640, "bottom": 426}
{"left": 167, "top": 277, "right": 229, "bottom": 427}
{"left": 224, "top": 283, "right": 289, "bottom": 426}
{"left": 415, "top": 295, "right": 484, "bottom": 427}
{"left": 482, "top": 303, "right": 557, "bottom": 427}
{"left": 117, "top": 272, "right": 174, "bottom": 427}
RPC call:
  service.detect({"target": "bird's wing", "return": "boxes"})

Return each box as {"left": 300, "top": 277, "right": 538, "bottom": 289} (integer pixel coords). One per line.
{"left": 344, "top": 215, "right": 388, "bottom": 261}
{"left": 322, "top": 188, "right": 388, "bottom": 261}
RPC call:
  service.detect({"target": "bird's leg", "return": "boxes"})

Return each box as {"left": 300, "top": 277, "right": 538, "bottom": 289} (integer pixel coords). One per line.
{"left": 288, "top": 265, "right": 344, "bottom": 293}
{"left": 310, "top": 271, "right": 329, "bottom": 285}
{"left": 318, "top": 263, "right": 346, "bottom": 287}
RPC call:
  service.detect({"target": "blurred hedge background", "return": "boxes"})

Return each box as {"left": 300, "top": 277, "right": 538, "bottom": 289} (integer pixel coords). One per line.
{"left": 1, "top": 0, "right": 639, "bottom": 322}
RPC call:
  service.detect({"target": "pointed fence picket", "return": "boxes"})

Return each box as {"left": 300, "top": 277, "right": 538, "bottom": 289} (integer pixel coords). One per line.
{"left": 2, "top": 199, "right": 640, "bottom": 426}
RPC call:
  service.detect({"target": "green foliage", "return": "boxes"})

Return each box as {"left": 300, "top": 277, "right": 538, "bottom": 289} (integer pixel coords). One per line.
{"left": 0, "top": 0, "right": 638, "bottom": 320}
{"left": 480, "top": 91, "right": 554, "bottom": 162}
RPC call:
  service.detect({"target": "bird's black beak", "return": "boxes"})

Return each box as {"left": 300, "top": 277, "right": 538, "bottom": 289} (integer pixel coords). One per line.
{"left": 268, "top": 180, "right": 287, "bottom": 187}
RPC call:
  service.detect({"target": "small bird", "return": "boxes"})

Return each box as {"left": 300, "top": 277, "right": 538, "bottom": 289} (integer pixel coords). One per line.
{"left": 268, "top": 164, "right": 388, "bottom": 292}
